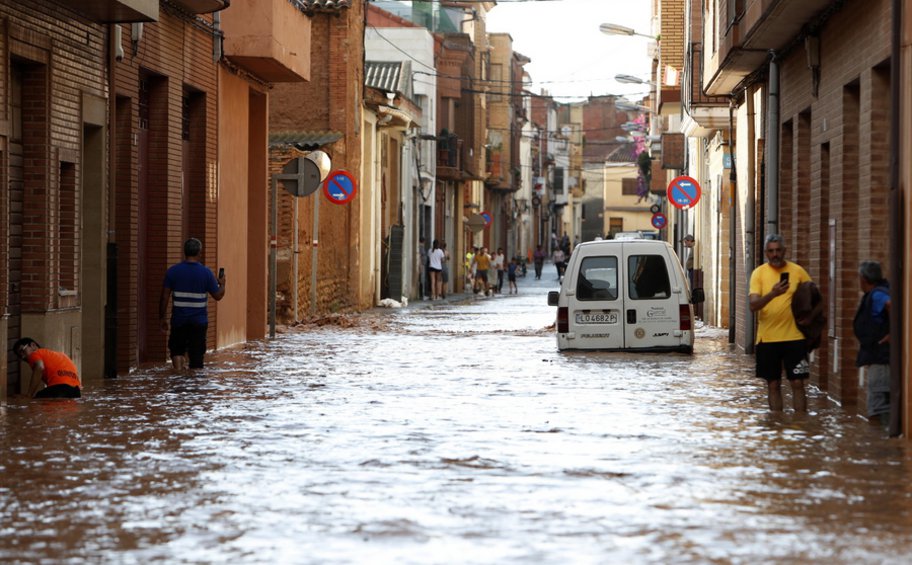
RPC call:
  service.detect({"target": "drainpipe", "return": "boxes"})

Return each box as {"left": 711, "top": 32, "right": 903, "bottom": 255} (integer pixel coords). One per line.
{"left": 728, "top": 99, "right": 737, "bottom": 344}
{"left": 745, "top": 87, "right": 757, "bottom": 354}
{"left": 105, "top": 24, "right": 119, "bottom": 379}
{"left": 765, "top": 52, "right": 780, "bottom": 240}
{"left": 888, "top": 0, "right": 903, "bottom": 437}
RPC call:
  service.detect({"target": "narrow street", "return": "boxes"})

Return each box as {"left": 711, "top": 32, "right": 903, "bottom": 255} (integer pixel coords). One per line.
{"left": 2, "top": 269, "right": 910, "bottom": 564}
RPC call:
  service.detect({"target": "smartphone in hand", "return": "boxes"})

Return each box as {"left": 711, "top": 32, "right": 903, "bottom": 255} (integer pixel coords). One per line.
{"left": 780, "top": 271, "right": 789, "bottom": 284}
{"left": 218, "top": 267, "right": 225, "bottom": 279}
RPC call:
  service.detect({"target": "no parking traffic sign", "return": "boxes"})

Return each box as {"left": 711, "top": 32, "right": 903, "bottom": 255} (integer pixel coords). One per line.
{"left": 651, "top": 212, "right": 667, "bottom": 230}
{"left": 323, "top": 170, "right": 358, "bottom": 205}
{"left": 667, "top": 175, "right": 702, "bottom": 210}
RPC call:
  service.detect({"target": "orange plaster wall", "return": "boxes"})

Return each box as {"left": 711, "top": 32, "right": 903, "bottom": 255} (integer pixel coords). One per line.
{"left": 217, "top": 70, "right": 254, "bottom": 349}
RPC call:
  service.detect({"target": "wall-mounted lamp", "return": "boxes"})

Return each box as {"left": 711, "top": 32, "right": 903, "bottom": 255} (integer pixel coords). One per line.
{"left": 805, "top": 35, "right": 820, "bottom": 98}
{"left": 131, "top": 23, "right": 143, "bottom": 57}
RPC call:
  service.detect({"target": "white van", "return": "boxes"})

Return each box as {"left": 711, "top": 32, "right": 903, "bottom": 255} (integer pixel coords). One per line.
{"left": 547, "top": 239, "right": 704, "bottom": 353}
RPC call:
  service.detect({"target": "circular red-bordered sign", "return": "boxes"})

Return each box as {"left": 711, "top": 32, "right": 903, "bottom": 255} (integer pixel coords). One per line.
{"left": 323, "top": 170, "right": 358, "bottom": 205}
{"left": 667, "top": 175, "right": 702, "bottom": 210}
{"left": 651, "top": 212, "right": 667, "bottom": 229}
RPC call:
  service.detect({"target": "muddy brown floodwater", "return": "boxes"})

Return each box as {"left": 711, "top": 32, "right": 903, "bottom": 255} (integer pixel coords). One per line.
{"left": 2, "top": 273, "right": 911, "bottom": 563}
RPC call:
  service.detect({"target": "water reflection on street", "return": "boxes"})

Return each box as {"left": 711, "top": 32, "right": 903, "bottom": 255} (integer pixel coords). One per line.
{"left": 2, "top": 273, "right": 911, "bottom": 563}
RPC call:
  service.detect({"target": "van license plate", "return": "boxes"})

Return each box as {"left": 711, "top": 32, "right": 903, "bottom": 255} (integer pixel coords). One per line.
{"left": 576, "top": 312, "right": 617, "bottom": 324}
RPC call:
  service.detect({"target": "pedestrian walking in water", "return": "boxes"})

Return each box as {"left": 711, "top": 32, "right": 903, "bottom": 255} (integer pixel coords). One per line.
{"left": 440, "top": 241, "right": 450, "bottom": 299}
{"left": 492, "top": 248, "right": 506, "bottom": 293}
{"left": 472, "top": 246, "right": 492, "bottom": 294}
{"left": 159, "top": 238, "right": 225, "bottom": 372}
{"left": 533, "top": 244, "right": 546, "bottom": 280}
{"left": 748, "top": 234, "right": 814, "bottom": 412}
{"left": 507, "top": 257, "right": 519, "bottom": 294}
{"left": 853, "top": 260, "right": 891, "bottom": 424}
{"left": 428, "top": 239, "right": 444, "bottom": 300}
{"left": 681, "top": 234, "right": 695, "bottom": 287}
{"left": 552, "top": 247, "right": 566, "bottom": 280}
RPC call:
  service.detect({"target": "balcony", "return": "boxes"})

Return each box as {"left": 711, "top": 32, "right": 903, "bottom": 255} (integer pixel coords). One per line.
{"left": 683, "top": 43, "right": 730, "bottom": 135}
{"left": 220, "top": 0, "right": 311, "bottom": 83}
{"left": 437, "top": 133, "right": 463, "bottom": 181}
{"left": 703, "top": 0, "right": 833, "bottom": 96}
{"left": 63, "top": 0, "right": 159, "bottom": 22}
{"left": 741, "top": 0, "right": 833, "bottom": 51}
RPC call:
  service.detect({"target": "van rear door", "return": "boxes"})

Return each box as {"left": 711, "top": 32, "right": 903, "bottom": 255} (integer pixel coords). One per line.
{"left": 568, "top": 252, "right": 624, "bottom": 349}
{"left": 622, "top": 246, "right": 681, "bottom": 349}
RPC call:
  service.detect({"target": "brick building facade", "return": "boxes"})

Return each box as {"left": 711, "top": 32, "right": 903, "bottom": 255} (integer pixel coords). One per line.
{"left": 0, "top": 0, "right": 111, "bottom": 396}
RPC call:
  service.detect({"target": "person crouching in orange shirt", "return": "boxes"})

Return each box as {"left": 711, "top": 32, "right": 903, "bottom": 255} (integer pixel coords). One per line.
{"left": 13, "top": 337, "right": 82, "bottom": 399}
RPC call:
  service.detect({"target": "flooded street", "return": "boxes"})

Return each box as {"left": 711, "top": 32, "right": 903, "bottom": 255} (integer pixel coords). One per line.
{"left": 2, "top": 272, "right": 912, "bottom": 564}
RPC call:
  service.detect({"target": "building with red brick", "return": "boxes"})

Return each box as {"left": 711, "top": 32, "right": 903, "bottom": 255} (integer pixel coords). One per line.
{"left": 698, "top": 0, "right": 899, "bottom": 427}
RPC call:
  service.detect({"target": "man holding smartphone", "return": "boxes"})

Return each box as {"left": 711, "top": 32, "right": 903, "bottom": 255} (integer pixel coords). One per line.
{"left": 159, "top": 238, "right": 226, "bottom": 373}
{"left": 749, "top": 234, "right": 813, "bottom": 412}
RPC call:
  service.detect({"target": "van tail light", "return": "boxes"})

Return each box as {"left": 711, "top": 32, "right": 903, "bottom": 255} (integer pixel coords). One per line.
{"left": 679, "top": 304, "right": 692, "bottom": 331}
{"left": 557, "top": 307, "right": 569, "bottom": 333}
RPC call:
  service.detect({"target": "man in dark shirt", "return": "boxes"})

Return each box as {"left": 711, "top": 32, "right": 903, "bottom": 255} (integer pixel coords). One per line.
{"left": 159, "top": 238, "right": 225, "bottom": 372}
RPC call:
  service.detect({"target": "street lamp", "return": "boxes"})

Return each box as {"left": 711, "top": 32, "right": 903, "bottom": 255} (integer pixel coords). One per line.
{"left": 615, "top": 73, "right": 655, "bottom": 86}
{"left": 599, "top": 22, "right": 654, "bottom": 39}
{"left": 616, "top": 100, "right": 654, "bottom": 113}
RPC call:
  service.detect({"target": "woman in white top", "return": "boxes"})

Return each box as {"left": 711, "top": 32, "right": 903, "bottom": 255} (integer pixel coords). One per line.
{"left": 428, "top": 239, "right": 445, "bottom": 300}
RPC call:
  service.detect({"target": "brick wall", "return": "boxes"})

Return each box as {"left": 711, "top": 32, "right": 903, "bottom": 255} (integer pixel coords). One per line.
{"left": 776, "top": 0, "right": 892, "bottom": 409}
{"left": 113, "top": 8, "right": 218, "bottom": 369}
{"left": 269, "top": 4, "right": 365, "bottom": 317}
{"left": 0, "top": 1, "right": 107, "bottom": 393}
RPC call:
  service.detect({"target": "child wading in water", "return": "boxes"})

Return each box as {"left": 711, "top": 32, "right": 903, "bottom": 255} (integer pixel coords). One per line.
{"left": 507, "top": 258, "right": 519, "bottom": 294}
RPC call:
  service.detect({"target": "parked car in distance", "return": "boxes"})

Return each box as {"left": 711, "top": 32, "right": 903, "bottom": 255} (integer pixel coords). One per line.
{"left": 547, "top": 239, "right": 705, "bottom": 353}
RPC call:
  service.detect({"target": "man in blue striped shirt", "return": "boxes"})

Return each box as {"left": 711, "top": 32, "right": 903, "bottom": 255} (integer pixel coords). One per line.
{"left": 159, "top": 238, "right": 226, "bottom": 372}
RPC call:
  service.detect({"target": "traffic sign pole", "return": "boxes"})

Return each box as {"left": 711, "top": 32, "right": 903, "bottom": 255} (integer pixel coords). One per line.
{"left": 311, "top": 191, "right": 319, "bottom": 317}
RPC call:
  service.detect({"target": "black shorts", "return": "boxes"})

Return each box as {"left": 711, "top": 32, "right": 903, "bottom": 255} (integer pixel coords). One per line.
{"left": 169, "top": 322, "right": 209, "bottom": 369}
{"left": 35, "top": 384, "right": 81, "bottom": 399}
{"left": 756, "top": 340, "right": 809, "bottom": 382}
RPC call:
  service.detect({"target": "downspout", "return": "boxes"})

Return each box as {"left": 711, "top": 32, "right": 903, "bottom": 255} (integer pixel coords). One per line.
{"left": 745, "top": 87, "right": 757, "bottom": 354}
{"left": 105, "top": 24, "right": 120, "bottom": 379}
{"left": 765, "top": 52, "right": 780, "bottom": 240}
{"left": 728, "top": 99, "right": 737, "bottom": 343}
{"left": 889, "top": 0, "right": 903, "bottom": 437}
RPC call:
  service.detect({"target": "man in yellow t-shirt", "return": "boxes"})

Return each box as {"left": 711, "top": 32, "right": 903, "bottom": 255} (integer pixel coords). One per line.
{"left": 472, "top": 247, "right": 492, "bottom": 293}
{"left": 749, "top": 234, "right": 813, "bottom": 412}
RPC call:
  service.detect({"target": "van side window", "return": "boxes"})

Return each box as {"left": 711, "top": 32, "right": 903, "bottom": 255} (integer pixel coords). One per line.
{"left": 577, "top": 256, "right": 618, "bottom": 301}
{"left": 628, "top": 254, "right": 671, "bottom": 299}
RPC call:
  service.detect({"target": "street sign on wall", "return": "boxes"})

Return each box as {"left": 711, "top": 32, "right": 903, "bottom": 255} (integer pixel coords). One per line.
{"left": 667, "top": 175, "right": 702, "bottom": 210}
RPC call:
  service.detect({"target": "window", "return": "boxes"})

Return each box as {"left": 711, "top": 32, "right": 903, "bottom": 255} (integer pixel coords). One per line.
{"left": 622, "top": 178, "right": 638, "bottom": 196}
{"left": 609, "top": 217, "right": 624, "bottom": 237}
{"left": 59, "top": 159, "right": 78, "bottom": 294}
{"left": 577, "top": 256, "right": 618, "bottom": 301}
{"left": 628, "top": 254, "right": 670, "bottom": 299}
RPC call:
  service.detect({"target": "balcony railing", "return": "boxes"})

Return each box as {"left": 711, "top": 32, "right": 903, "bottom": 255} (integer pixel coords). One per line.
{"left": 437, "top": 133, "right": 463, "bottom": 180}
{"left": 685, "top": 43, "right": 728, "bottom": 109}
